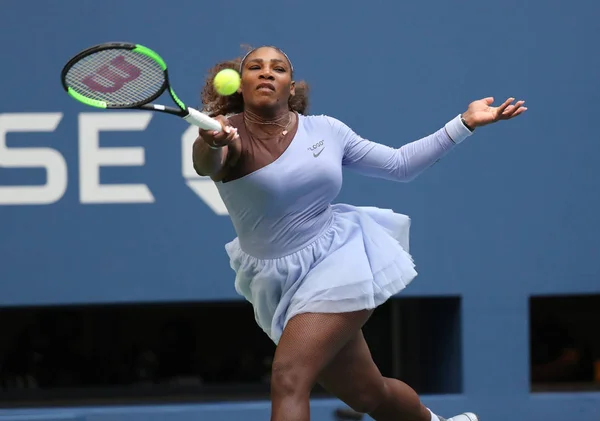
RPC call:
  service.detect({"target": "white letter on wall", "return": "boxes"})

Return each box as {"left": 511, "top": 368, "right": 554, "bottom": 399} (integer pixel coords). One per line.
{"left": 0, "top": 113, "right": 67, "bottom": 205}
{"left": 79, "top": 112, "right": 154, "bottom": 204}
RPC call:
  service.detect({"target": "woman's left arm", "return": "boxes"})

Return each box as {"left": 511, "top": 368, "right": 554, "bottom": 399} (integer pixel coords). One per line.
{"left": 338, "top": 97, "right": 526, "bottom": 182}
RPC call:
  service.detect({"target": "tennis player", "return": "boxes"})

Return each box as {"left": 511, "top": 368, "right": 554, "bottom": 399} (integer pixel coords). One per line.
{"left": 193, "top": 46, "right": 526, "bottom": 421}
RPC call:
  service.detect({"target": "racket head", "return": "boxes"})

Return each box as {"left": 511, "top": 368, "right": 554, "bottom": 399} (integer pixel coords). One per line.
{"left": 61, "top": 42, "right": 180, "bottom": 110}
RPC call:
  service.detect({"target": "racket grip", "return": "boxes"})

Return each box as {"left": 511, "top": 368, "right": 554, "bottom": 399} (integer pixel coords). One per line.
{"left": 183, "top": 107, "right": 222, "bottom": 132}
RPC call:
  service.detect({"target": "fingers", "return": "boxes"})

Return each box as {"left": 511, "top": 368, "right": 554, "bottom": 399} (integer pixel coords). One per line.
{"left": 496, "top": 97, "right": 515, "bottom": 114}
{"left": 199, "top": 115, "right": 239, "bottom": 148}
{"left": 512, "top": 106, "right": 528, "bottom": 117}
{"left": 500, "top": 99, "right": 527, "bottom": 119}
{"left": 218, "top": 125, "right": 239, "bottom": 145}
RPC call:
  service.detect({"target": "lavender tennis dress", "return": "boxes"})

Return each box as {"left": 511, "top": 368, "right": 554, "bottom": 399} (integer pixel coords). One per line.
{"left": 214, "top": 113, "right": 473, "bottom": 344}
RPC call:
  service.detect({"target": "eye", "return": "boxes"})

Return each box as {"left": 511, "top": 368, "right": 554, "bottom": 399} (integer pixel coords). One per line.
{"left": 275, "top": 67, "right": 286, "bottom": 72}
{"left": 248, "top": 65, "right": 260, "bottom": 70}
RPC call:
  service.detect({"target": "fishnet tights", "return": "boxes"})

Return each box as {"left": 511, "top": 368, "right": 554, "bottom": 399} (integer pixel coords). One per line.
{"left": 269, "top": 311, "right": 430, "bottom": 421}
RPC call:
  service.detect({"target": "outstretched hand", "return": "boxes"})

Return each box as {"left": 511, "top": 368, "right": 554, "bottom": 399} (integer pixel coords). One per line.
{"left": 461, "top": 97, "right": 527, "bottom": 129}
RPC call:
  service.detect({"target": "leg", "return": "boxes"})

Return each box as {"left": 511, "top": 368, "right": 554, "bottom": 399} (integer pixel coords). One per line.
{"left": 318, "top": 331, "right": 479, "bottom": 421}
{"left": 270, "top": 310, "right": 372, "bottom": 421}
{"left": 318, "top": 330, "right": 430, "bottom": 421}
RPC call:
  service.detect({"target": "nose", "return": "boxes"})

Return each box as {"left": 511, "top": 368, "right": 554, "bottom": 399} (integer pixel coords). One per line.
{"left": 259, "top": 69, "right": 275, "bottom": 81}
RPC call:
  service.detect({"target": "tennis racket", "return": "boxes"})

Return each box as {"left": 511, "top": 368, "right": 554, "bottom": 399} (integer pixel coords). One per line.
{"left": 60, "top": 42, "right": 222, "bottom": 132}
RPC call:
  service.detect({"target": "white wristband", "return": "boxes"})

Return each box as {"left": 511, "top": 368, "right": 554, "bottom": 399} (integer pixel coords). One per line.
{"left": 444, "top": 114, "right": 474, "bottom": 144}
{"left": 207, "top": 142, "right": 224, "bottom": 150}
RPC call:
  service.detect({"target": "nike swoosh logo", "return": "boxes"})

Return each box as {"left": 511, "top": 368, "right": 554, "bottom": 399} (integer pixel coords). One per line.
{"left": 313, "top": 148, "right": 325, "bottom": 157}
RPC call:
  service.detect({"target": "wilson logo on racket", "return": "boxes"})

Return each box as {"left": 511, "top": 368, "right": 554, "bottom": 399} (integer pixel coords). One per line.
{"left": 82, "top": 55, "right": 142, "bottom": 93}
{"left": 61, "top": 42, "right": 222, "bottom": 131}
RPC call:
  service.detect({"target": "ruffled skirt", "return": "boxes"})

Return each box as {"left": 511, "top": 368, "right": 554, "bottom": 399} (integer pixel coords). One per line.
{"left": 224, "top": 204, "right": 417, "bottom": 344}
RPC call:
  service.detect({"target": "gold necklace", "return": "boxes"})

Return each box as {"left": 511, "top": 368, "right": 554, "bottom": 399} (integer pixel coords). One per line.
{"left": 243, "top": 110, "right": 293, "bottom": 137}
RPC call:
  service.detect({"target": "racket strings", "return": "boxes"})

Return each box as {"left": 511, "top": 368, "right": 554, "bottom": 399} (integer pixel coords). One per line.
{"left": 65, "top": 49, "right": 165, "bottom": 106}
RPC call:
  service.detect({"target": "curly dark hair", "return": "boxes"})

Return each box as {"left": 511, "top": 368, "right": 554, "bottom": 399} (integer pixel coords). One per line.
{"left": 200, "top": 46, "right": 310, "bottom": 117}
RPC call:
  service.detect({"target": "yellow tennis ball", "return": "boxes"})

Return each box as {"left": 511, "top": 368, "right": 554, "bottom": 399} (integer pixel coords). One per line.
{"left": 213, "top": 68, "right": 241, "bottom": 96}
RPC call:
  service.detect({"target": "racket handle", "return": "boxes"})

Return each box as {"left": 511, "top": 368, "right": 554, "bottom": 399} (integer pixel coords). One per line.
{"left": 183, "top": 107, "right": 222, "bottom": 132}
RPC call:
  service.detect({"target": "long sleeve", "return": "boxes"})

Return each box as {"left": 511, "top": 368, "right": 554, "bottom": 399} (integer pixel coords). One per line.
{"left": 332, "top": 115, "right": 474, "bottom": 182}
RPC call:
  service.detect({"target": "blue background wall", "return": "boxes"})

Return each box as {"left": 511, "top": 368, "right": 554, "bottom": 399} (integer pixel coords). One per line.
{"left": 0, "top": 0, "right": 598, "bottom": 420}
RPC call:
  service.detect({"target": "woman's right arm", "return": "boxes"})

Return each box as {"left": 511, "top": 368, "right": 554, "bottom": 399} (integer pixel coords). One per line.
{"left": 192, "top": 115, "right": 239, "bottom": 180}
{"left": 192, "top": 139, "right": 228, "bottom": 177}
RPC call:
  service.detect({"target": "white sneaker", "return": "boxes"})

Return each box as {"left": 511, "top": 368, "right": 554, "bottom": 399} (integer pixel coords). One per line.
{"left": 447, "top": 413, "right": 479, "bottom": 421}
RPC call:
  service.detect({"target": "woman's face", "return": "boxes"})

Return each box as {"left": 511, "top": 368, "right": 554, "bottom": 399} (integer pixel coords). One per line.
{"left": 240, "top": 47, "right": 295, "bottom": 112}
